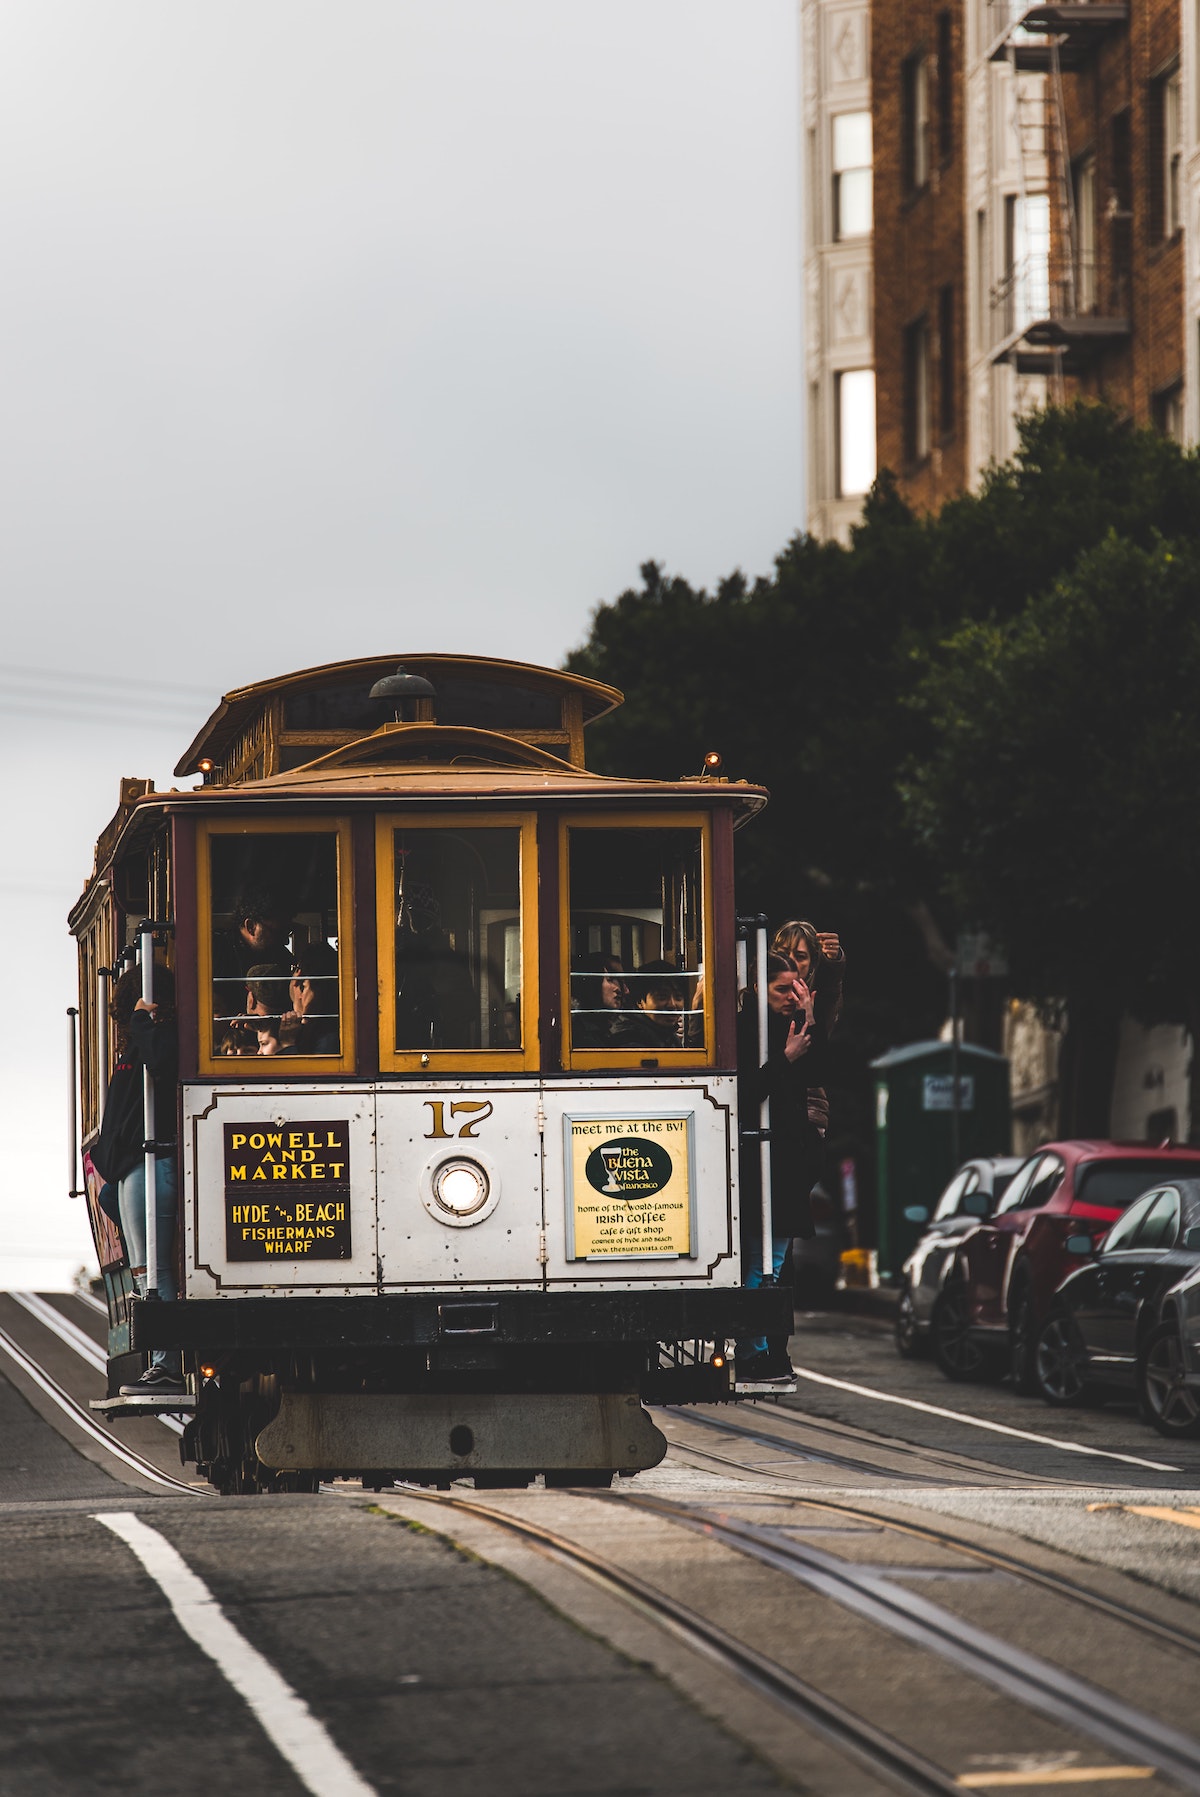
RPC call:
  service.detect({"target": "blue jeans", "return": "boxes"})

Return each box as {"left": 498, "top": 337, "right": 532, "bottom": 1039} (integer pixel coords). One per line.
{"left": 736, "top": 1232, "right": 791, "bottom": 1360}
{"left": 118, "top": 1158, "right": 180, "bottom": 1374}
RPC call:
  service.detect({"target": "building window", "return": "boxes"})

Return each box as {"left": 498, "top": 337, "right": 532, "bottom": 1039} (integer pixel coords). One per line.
{"left": 1072, "top": 154, "right": 1096, "bottom": 312}
{"left": 833, "top": 112, "right": 873, "bottom": 239}
{"left": 975, "top": 208, "right": 988, "bottom": 348}
{"left": 1003, "top": 191, "right": 1049, "bottom": 331}
{"left": 903, "top": 319, "right": 931, "bottom": 464}
{"left": 937, "top": 11, "right": 953, "bottom": 163}
{"left": 938, "top": 285, "right": 956, "bottom": 438}
{"left": 1110, "top": 109, "right": 1132, "bottom": 309}
{"left": 1165, "top": 67, "right": 1183, "bottom": 237}
{"left": 903, "top": 53, "right": 930, "bottom": 192}
{"left": 836, "top": 369, "right": 876, "bottom": 496}
{"left": 1152, "top": 67, "right": 1183, "bottom": 239}
{"left": 1152, "top": 380, "right": 1185, "bottom": 442}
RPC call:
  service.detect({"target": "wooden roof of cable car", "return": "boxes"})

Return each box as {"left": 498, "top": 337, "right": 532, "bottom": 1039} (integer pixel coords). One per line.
{"left": 175, "top": 652, "right": 624, "bottom": 778}
{"left": 162, "top": 721, "right": 769, "bottom": 816}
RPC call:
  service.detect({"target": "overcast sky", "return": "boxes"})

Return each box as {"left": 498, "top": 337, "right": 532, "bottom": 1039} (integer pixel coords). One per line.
{"left": 0, "top": 2, "right": 802, "bottom": 1284}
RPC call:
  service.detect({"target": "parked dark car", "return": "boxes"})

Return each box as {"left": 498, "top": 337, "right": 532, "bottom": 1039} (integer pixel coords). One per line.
{"left": 894, "top": 1157, "right": 1022, "bottom": 1357}
{"left": 1033, "top": 1181, "right": 1200, "bottom": 1406}
{"left": 932, "top": 1141, "right": 1200, "bottom": 1387}
{"left": 1138, "top": 1253, "right": 1200, "bottom": 1438}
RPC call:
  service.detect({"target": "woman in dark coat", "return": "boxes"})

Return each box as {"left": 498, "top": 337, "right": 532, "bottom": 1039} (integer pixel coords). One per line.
{"left": 92, "top": 964, "right": 183, "bottom": 1393}
{"left": 734, "top": 952, "right": 825, "bottom": 1380}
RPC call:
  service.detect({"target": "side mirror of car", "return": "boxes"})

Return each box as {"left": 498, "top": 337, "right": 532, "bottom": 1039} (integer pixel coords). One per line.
{"left": 962, "top": 1191, "right": 992, "bottom": 1217}
{"left": 1183, "top": 1226, "right": 1200, "bottom": 1251}
{"left": 904, "top": 1205, "right": 930, "bottom": 1224}
{"left": 1065, "top": 1233, "right": 1095, "bottom": 1257}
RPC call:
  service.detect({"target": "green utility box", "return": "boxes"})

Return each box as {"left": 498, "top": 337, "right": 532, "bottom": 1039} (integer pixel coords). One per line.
{"left": 871, "top": 1040, "right": 1011, "bottom": 1280}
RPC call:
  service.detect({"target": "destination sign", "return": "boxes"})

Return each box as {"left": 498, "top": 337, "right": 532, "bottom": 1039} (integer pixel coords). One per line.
{"left": 223, "top": 1122, "right": 352, "bottom": 1261}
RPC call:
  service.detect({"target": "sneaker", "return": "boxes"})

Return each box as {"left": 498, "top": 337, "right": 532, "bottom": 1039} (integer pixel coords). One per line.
{"left": 735, "top": 1351, "right": 774, "bottom": 1382}
{"left": 119, "top": 1366, "right": 186, "bottom": 1397}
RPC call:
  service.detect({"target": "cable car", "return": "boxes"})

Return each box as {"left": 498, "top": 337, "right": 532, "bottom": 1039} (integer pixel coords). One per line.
{"left": 68, "top": 654, "right": 790, "bottom": 1492}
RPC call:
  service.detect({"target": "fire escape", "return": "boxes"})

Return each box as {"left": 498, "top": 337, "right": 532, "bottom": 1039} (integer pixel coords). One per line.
{"left": 989, "top": 1, "right": 1130, "bottom": 388}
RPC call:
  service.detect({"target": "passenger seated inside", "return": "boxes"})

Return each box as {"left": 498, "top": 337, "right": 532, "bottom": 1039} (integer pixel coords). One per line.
{"left": 284, "top": 942, "right": 341, "bottom": 1055}
{"left": 212, "top": 888, "right": 293, "bottom": 1032}
{"left": 613, "top": 959, "right": 687, "bottom": 1049}
{"left": 241, "top": 963, "right": 295, "bottom": 1056}
{"left": 394, "top": 881, "right": 478, "bottom": 1050}
{"left": 571, "top": 954, "right": 629, "bottom": 1047}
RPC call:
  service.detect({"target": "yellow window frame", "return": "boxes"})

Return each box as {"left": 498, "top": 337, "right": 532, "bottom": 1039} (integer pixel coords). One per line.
{"left": 375, "top": 812, "right": 539, "bottom": 1074}
{"left": 559, "top": 810, "right": 715, "bottom": 1071}
{"left": 196, "top": 817, "right": 356, "bottom": 1078}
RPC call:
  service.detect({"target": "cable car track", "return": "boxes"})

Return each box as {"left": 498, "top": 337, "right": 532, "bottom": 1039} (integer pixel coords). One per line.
{"left": 605, "top": 1488, "right": 1200, "bottom": 1793}
{"left": 659, "top": 1409, "right": 1200, "bottom": 1660}
{"left": 659, "top": 1401, "right": 1072, "bottom": 1487}
{"left": 0, "top": 1320, "right": 201, "bottom": 1496}
{"left": 388, "top": 1484, "right": 962, "bottom": 1797}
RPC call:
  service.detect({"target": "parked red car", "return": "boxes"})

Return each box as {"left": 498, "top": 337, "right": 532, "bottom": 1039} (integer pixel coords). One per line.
{"left": 931, "top": 1140, "right": 1200, "bottom": 1388}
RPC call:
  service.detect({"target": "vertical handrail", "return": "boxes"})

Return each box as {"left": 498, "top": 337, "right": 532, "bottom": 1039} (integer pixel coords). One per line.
{"left": 97, "top": 966, "right": 111, "bottom": 1114}
{"left": 67, "top": 1008, "right": 83, "bottom": 1198}
{"left": 755, "top": 924, "right": 773, "bottom": 1280}
{"left": 138, "top": 923, "right": 158, "bottom": 1300}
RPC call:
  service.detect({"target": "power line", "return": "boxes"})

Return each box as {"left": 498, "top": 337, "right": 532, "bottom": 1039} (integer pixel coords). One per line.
{"left": 1, "top": 662, "right": 215, "bottom": 699}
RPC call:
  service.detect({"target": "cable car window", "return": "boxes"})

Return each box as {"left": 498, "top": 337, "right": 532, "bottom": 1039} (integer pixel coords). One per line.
{"left": 201, "top": 824, "right": 351, "bottom": 1069}
{"left": 389, "top": 827, "right": 521, "bottom": 1052}
{"left": 566, "top": 824, "right": 707, "bottom": 1058}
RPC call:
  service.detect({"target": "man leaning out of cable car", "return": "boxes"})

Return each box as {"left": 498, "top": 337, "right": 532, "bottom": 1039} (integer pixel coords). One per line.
{"left": 734, "top": 951, "right": 821, "bottom": 1383}
{"left": 92, "top": 964, "right": 184, "bottom": 1395}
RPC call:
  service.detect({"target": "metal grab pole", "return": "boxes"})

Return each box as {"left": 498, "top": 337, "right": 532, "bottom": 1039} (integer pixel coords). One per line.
{"left": 756, "top": 924, "right": 773, "bottom": 1280}
{"left": 67, "top": 1008, "right": 82, "bottom": 1198}
{"left": 139, "top": 926, "right": 158, "bottom": 1299}
{"left": 949, "top": 966, "right": 961, "bottom": 1174}
{"left": 97, "top": 967, "right": 111, "bottom": 1114}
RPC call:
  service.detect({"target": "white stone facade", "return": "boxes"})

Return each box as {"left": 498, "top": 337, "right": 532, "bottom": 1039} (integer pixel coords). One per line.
{"left": 801, "top": 0, "right": 875, "bottom": 542}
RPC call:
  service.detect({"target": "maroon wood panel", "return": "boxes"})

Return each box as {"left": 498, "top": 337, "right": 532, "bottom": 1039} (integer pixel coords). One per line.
{"left": 536, "top": 808, "right": 563, "bottom": 1072}
{"left": 351, "top": 812, "right": 380, "bottom": 1079}
{"left": 172, "top": 814, "right": 199, "bottom": 1083}
{"left": 709, "top": 806, "right": 738, "bottom": 1071}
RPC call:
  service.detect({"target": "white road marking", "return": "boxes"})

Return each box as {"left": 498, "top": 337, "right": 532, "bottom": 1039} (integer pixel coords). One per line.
{"left": 958, "top": 1770, "right": 1152, "bottom": 1787}
{"left": 10, "top": 1290, "right": 184, "bottom": 1436}
{"left": 787, "top": 1366, "right": 1183, "bottom": 1474}
{"left": 0, "top": 1324, "right": 193, "bottom": 1491}
{"left": 95, "top": 1513, "right": 376, "bottom": 1797}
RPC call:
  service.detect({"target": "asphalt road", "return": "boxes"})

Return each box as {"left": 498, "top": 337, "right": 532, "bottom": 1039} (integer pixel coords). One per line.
{"left": 4, "top": 1291, "right": 1200, "bottom": 1797}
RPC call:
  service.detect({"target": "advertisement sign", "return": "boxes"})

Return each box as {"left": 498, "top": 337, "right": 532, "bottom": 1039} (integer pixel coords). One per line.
{"left": 564, "top": 1114, "right": 694, "bottom": 1258}
{"left": 922, "top": 1075, "right": 975, "bottom": 1113}
{"left": 224, "top": 1121, "right": 351, "bottom": 1261}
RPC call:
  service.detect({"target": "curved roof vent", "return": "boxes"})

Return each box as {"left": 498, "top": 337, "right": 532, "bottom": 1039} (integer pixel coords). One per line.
{"left": 369, "top": 664, "right": 437, "bottom": 719}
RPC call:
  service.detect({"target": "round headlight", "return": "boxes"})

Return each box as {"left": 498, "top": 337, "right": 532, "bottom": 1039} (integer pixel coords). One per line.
{"left": 431, "top": 1158, "right": 490, "bottom": 1218}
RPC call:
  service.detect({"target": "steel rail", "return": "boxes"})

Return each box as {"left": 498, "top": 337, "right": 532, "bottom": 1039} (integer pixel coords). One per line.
{"left": 9, "top": 1291, "right": 185, "bottom": 1437}
{"left": 613, "top": 1491, "right": 1200, "bottom": 1794}
{"left": 661, "top": 1404, "right": 1009, "bottom": 1487}
{"left": 702, "top": 1399, "right": 1079, "bottom": 1487}
{"left": 0, "top": 1323, "right": 200, "bottom": 1496}
{"left": 391, "top": 1485, "right": 961, "bottom": 1797}
{"left": 662, "top": 1411, "right": 1200, "bottom": 1659}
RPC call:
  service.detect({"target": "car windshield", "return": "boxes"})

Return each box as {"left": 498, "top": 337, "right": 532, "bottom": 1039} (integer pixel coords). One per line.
{"left": 992, "top": 1170, "right": 1016, "bottom": 1201}
{"left": 1077, "top": 1159, "right": 1200, "bottom": 1210}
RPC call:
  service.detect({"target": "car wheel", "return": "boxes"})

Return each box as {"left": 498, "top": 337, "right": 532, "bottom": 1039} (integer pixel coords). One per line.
{"left": 894, "top": 1286, "right": 927, "bottom": 1359}
{"left": 1139, "top": 1321, "right": 1200, "bottom": 1439}
{"left": 1009, "top": 1288, "right": 1039, "bottom": 1396}
{"left": 1034, "top": 1311, "right": 1086, "bottom": 1407}
{"left": 933, "top": 1283, "right": 992, "bottom": 1382}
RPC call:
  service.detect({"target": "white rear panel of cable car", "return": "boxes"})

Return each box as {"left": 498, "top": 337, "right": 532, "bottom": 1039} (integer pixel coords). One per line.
{"left": 182, "top": 1087, "right": 379, "bottom": 1296}
{"left": 181, "top": 1076, "right": 740, "bottom": 1295}
{"left": 540, "top": 1076, "right": 739, "bottom": 1289}
{"left": 376, "top": 1082, "right": 543, "bottom": 1287}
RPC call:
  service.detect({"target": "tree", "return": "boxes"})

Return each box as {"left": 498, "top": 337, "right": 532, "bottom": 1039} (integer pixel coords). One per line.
{"left": 565, "top": 403, "right": 1200, "bottom": 1140}
{"left": 903, "top": 533, "right": 1200, "bottom": 1132}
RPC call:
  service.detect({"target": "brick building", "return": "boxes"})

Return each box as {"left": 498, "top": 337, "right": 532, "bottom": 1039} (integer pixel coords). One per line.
{"left": 804, "top": 0, "right": 1194, "bottom": 535}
